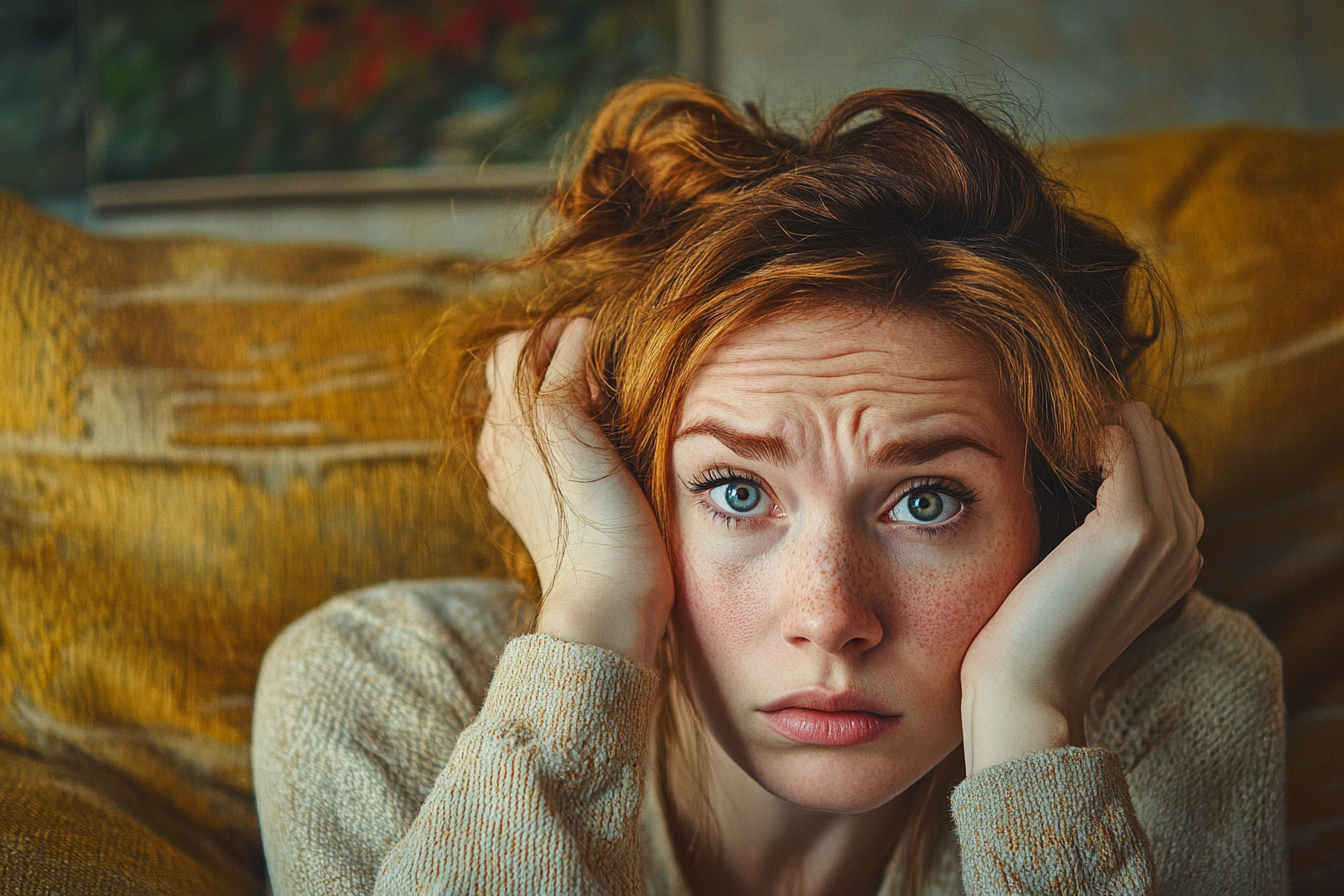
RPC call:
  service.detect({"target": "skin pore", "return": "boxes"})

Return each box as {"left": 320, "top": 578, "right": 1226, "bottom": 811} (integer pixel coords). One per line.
{"left": 664, "top": 306, "right": 1039, "bottom": 896}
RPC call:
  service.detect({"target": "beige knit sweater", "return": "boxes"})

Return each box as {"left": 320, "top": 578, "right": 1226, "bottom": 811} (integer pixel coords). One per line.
{"left": 251, "top": 579, "right": 1286, "bottom": 895}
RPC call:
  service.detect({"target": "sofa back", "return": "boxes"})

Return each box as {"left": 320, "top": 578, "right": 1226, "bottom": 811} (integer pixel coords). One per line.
{"left": 0, "top": 201, "right": 508, "bottom": 886}
{"left": 1, "top": 124, "right": 1341, "bottom": 892}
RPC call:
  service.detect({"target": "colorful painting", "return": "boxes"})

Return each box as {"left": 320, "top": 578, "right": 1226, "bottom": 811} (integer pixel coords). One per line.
{"left": 91, "top": 0, "right": 682, "bottom": 184}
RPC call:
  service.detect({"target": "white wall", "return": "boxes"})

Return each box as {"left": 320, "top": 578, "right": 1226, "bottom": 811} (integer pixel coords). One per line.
{"left": 718, "top": 0, "right": 1344, "bottom": 138}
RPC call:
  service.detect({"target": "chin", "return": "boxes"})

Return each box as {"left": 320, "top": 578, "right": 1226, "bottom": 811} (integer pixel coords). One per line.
{"left": 746, "top": 748, "right": 933, "bottom": 814}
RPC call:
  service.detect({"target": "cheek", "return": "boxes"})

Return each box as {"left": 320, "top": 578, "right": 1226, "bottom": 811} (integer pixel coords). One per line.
{"left": 900, "top": 550, "right": 1021, "bottom": 657}
{"left": 669, "top": 485, "right": 1040, "bottom": 665}
{"left": 671, "top": 496, "right": 794, "bottom": 653}
{"left": 901, "top": 496, "right": 1040, "bottom": 657}
{"left": 671, "top": 534, "right": 765, "bottom": 654}
{"left": 667, "top": 531, "right": 776, "bottom": 750}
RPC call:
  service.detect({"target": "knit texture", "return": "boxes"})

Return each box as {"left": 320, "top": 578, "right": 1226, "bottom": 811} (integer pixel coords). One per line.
{"left": 377, "top": 636, "right": 658, "bottom": 895}
{"left": 951, "top": 749, "right": 1154, "bottom": 893}
{"left": 253, "top": 580, "right": 1288, "bottom": 896}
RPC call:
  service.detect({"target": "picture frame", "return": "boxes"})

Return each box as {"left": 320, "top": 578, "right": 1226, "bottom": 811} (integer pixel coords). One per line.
{"left": 88, "top": 0, "right": 716, "bottom": 210}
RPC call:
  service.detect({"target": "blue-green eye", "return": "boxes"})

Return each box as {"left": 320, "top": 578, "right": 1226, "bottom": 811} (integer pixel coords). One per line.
{"left": 890, "top": 489, "right": 961, "bottom": 525}
{"left": 710, "top": 481, "right": 766, "bottom": 515}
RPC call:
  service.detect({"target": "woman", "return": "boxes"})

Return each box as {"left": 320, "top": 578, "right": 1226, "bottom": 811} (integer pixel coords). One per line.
{"left": 252, "top": 80, "right": 1286, "bottom": 895}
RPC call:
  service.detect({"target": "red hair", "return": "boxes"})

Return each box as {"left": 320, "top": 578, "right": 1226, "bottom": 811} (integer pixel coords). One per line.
{"left": 414, "top": 77, "right": 1170, "bottom": 891}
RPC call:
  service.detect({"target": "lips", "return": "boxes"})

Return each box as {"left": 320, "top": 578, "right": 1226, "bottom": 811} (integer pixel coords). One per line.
{"left": 758, "top": 690, "right": 900, "bottom": 747}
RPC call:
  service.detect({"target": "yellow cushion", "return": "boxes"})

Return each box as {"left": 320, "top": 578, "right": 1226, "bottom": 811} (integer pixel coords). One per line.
{"left": 1043, "top": 127, "right": 1344, "bottom": 616}
{"left": 0, "top": 193, "right": 508, "bottom": 887}
{"left": 1045, "top": 129, "right": 1344, "bottom": 893}
{"left": 0, "top": 747, "right": 262, "bottom": 895}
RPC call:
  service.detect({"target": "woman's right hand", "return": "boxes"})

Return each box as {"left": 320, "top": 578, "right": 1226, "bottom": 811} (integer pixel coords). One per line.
{"left": 478, "top": 317, "right": 674, "bottom": 667}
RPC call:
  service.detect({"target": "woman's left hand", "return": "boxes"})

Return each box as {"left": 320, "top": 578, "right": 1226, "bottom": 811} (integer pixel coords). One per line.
{"left": 959, "top": 402, "right": 1204, "bottom": 774}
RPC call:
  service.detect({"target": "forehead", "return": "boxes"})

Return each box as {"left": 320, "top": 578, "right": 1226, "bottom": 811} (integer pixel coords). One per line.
{"left": 679, "top": 307, "right": 1012, "bottom": 440}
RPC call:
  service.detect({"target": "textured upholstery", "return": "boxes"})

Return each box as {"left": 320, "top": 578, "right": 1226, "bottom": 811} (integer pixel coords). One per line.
{"left": 0, "top": 200, "right": 508, "bottom": 892}
{"left": 1044, "top": 128, "right": 1344, "bottom": 894}
{"left": 1044, "top": 127, "right": 1344, "bottom": 617}
{"left": 0, "top": 124, "right": 1340, "bottom": 894}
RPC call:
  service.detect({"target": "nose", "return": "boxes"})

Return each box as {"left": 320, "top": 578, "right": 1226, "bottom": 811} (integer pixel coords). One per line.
{"left": 779, "top": 521, "right": 884, "bottom": 655}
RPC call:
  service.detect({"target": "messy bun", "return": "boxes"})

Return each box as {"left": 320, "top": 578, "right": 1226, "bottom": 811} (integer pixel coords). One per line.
{"left": 418, "top": 70, "right": 1168, "bottom": 589}
{"left": 490, "top": 80, "right": 1157, "bottom": 519}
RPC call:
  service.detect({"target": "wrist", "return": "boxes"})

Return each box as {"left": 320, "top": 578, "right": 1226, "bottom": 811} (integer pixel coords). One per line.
{"left": 535, "top": 583, "right": 670, "bottom": 667}
{"left": 960, "top": 679, "right": 1083, "bottom": 776}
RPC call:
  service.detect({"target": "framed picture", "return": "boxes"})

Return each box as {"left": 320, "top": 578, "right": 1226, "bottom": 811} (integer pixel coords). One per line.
{"left": 88, "top": 0, "right": 713, "bottom": 209}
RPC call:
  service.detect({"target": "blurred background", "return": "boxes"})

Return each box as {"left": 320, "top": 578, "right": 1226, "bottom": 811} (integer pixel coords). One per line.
{"left": 3, "top": 0, "right": 1342, "bottom": 256}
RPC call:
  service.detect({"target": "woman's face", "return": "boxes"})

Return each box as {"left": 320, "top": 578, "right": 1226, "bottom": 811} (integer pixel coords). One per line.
{"left": 669, "top": 306, "right": 1040, "bottom": 813}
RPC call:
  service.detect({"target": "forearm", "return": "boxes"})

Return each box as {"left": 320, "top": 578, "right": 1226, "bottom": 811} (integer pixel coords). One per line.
{"left": 955, "top": 666, "right": 1152, "bottom": 894}
{"left": 375, "top": 635, "right": 659, "bottom": 896}
{"left": 954, "top": 594, "right": 1287, "bottom": 895}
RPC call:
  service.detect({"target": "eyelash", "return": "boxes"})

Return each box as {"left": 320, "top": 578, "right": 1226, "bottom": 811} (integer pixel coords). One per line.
{"left": 685, "top": 468, "right": 980, "bottom": 535}
{"left": 891, "top": 477, "right": 980, "bottom": 537}
{"left": 685, "top": 465, "right": 767, "bottom": 528}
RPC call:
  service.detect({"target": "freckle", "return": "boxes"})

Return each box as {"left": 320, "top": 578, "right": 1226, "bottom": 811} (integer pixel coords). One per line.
{"left": 676, "top": 554, "right": 767, "bottom": 653}
{"left": 903, "top": 544, "right": 1032, "bottom": 658}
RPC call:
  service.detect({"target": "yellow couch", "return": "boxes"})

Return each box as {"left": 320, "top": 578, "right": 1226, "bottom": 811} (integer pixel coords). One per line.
{"left": 2, "top": 124, "right": 1341, "bottom": 894}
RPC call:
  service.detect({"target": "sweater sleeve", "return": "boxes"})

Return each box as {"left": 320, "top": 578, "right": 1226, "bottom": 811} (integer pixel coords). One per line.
{"left": 253, "top": 581, "right": 661, "bottom": 896}
{"left": 374, "top": 634, "right": 660, "bottom": 896}
{"left": 950, "top": 747, "right": 1155, "bottom": 894}
{"left": 948, "top": 593, "right": 1287, "bottom": 896}
{"left": 1089, "top": 594, "right": 1288, "bottom": 895}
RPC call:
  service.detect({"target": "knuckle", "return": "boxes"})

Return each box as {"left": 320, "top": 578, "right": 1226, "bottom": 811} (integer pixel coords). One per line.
{"left": 1124, "top": 509, "right": 1159, "bottom": 551}
{"left": 1108, "top": 424, "right": 1136, "bottom": 455}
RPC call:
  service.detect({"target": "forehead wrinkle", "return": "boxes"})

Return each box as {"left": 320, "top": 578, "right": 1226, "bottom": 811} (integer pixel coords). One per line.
{"left": 695, "top": 348, "right": 989, "bottom": 389}
{"left": 710, "top": 345, "right": 900, "bottom": 367}
{"left": 693, "top": 372, "right": 977, "bottom": 400}
{"left": 847, "top": 404, "right": 1002, "bottom": 467}
{"left": 682, "top": 380, "right": 1005, "bottom": 464}
{"left": 679, "top": 308, "right": 1015, "bottom": 474}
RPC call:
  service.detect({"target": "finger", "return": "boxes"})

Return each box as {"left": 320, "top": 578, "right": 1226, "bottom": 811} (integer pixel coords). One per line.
{"left": 1117, "top": 402, "right": 1180, "bottom": 514}
{"left": 1119, "top": 403, "right": 1203, "bottom": 599}
{"left": 1137, "top": 408, "right": 1201, "bottom": 551}
{"left": 540, "top": 317, "right": 593, "bottom": 399}
{"left": 1130, "top": 404, "right": 1181, "bottom": 509}
{"left": 1123, "top": 403, "right": 1199, "bottom": 552}
{"left": 1093, "top": 421, "right": 1147, "bottom": 522}
{"left": 486, "top": 330, "right": 530, "bottom": 397}
{"left": 1154, "top": 420, "right": 1201, "bottom": 544}
{"left": 527, "top": 317, "right": 573, "bottom": 384}
{"left": 1116, "top": 402, "right": 1162, "bottom": 472}
{"left": 1163, "top": 428, "right": 1199, "bottom": 528}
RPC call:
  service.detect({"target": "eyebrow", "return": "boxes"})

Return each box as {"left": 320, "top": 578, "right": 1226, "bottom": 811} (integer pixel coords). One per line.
{"left": 675, "top": 421, "right": 1001, "bottom": 468}
{"left": 676, "top": 422, "right": 796, "bottom": 465}
{"left": 872, "top": 435, "right": 1001, "bottom": 467}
